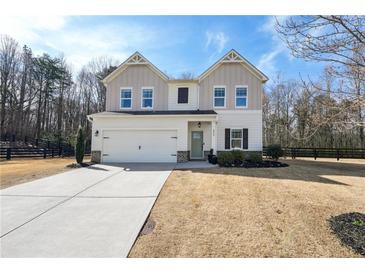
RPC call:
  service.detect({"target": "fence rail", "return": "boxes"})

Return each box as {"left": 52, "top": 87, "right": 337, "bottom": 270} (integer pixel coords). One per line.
{"left": 263, "top": 147, "right": 365, "bottom": 160}
{"left": 0, "top": 132, "right": 91, "bottom": 160}
{"left": 0, "top": 147, "right": 75, "bottom": 160}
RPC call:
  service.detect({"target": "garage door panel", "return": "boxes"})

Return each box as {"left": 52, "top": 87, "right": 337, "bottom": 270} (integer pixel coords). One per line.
{"left": 102, "top": 130, "right": 177, "bottom": 163}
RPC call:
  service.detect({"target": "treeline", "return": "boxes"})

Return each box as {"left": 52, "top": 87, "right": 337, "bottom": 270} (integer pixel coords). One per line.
{"left": 0, "top": 34, "right": 116, "bottom": 144}
{"left": 263, "top": 70, "right": 364, "bottom": 148}
{"left": 264, "top": 16, "right": 365, "bottom": 149}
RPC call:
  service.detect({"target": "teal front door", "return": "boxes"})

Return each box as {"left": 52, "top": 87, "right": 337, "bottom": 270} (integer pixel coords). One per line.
{"left": 191, "top": 131, "right": 203, "bottom": 158}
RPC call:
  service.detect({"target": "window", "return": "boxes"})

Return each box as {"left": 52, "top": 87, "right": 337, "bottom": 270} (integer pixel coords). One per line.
{"left": 120, "top": 88, "right": 132, "bottom": 109}
{"left": 214, "top": 86, "right": 225, "bottom": 107}
{"left": 177, "top": 87, "right": 189, "bottom": 104}
{"left": 141, "top": 87, "right": 153, "bottom": 109}
{"left": 235, "top": 86, "right": 247, "bottom": 108}
{"left": 231, "top": 129, "right": 242, "bottom": 149}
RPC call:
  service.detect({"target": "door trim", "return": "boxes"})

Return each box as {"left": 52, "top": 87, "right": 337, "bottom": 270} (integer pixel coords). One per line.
{"left": 190, "top": 130, "right": 204, "bottom": 159}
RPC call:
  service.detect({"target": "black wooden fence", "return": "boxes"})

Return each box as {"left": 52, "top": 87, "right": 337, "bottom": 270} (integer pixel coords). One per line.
{"left": 0, "top": 133, "right": 91, "bottom": 160}
{"left": 263, "top": 147, "right": 365, "bottom": 160}
{"left": 0, "top": 147, "right": 74, "bottom": 160}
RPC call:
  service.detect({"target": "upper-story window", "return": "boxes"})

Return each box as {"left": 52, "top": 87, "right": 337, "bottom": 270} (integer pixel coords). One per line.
{"left": 235, "top": 86, "right": 248, "bottom": 108}
{"left": 213, "top": 86, "right": 226, "bottom": 108}
{"left": 177, "top": 87, "right": 189, "bottom": 104}
{"left": 120, "top": 88, "right": 132, "bottom": 109}
{"left": 141, "top": 87, "right": 153, "bottom": 109}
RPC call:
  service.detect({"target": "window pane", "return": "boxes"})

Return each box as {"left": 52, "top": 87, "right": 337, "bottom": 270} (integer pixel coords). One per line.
{"left": 142, "top": 98, "right": 152, "bottom": 108}
{"left": 236, "top": 97, "right": 247, "bottom": 107}
{"left": 231, "top": 139, "right": 242, "bottom": 149}
{"left": 214, "top": 88, "right": 225, "bottom": 97}
{"left": 121, "top": 89, "right": 131, "bottom": 98}
{"left": 143, "top": 89, "right": 153, "bottom": 98}
{"left": 178, "top": 87, "right": 189, "bottom": 103}
{"left": 214, "top": 97, "right": 224, "bottom": 107}
{"left": 236, "top": 87, "right": 247, "bottom": 97}
{"left": 231, "top": 129, "right": 242, "bottom": 138}
{"left": 121, "top": 99, "right": 131, "bottom": 108}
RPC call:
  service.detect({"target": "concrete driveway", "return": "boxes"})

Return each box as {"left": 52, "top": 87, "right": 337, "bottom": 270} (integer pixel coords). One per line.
{"left": 0, "top": 163, "right": 174, "bottom": 257}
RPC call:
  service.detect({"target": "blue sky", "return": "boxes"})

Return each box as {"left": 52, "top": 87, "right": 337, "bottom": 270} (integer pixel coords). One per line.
{"left": 1, "top": 16, "right": 325, "bottom": 83}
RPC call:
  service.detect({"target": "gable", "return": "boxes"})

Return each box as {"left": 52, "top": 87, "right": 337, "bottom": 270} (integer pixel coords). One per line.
{"left": 102, "top": 52, "right": 169, "bottom": 85}
{"left": 199, "top": 49, "right": 268, "bottom": 83}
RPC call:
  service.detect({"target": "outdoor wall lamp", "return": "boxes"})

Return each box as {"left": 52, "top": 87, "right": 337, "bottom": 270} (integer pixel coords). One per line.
{"left": 198, "top": 122, "right": 201, "bottom": 128}
{"left": 94, "top": 130, "right": 99, "bottom": 137}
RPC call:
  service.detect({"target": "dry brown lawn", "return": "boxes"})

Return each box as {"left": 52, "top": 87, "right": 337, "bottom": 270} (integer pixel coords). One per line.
{"left": 129, "top": 158, "right": 365, "bottom": 258}
{"left": 0, "top": 157, "right": 90, "bottom": 189}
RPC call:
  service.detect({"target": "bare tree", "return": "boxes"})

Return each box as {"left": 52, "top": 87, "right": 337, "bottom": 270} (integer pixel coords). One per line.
{"left": 275, "top": 16, "right": 365, "bottom": 147}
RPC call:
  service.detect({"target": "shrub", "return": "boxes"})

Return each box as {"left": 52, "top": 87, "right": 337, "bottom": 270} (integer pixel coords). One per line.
{"left": 231, "top": 150, "right": 245, "bottom": 166}
{"left": 75, "top": 126, "right": 85, "bottom": 164}
{"left": 217, "top": 151, "right": 234, "bottom": 167}
{"left": 245, "top": 152, "right": 263, "bottom": 163}
{"left": 266, "top": 144, "right": 284, "bottom": 161}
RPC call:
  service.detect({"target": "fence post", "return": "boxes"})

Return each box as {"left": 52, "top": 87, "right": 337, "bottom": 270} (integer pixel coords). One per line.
{"left": 47, "top": 140, "right": 50, "bottom": 149}
{"left": 51, "top": 148, "right": 54, "bottom": 158}
{"left": 59, "top": 146, "right": 62, "bottom": 157}
{"left": 24, "top": 136, "right": 28, "bottom": 144}
{"left": 314, "top": 149, "right": 317, "bottom": 160}
{"left": 43, "top": 149, "right": 47, "bottom": 159}
{"left": 12, "top": 134, "right": 15, "bottom": 142}
{"left": 336, "top": 149, "right": 340, "bottom": 161}
{"left": 6, "top": 148, "right": 11, "bottom": 160}
{"left": 35, "top": 139, "right": 39, "bottom": 147}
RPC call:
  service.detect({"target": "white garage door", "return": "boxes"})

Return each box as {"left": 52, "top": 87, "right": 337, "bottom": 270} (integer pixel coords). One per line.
{"left": 102, "top": 130, "right": 177, "bottom": 163}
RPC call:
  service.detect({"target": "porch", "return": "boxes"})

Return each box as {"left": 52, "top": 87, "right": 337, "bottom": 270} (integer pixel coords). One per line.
{"left": 186, "top": 119, "right": 217, "bottom": 161}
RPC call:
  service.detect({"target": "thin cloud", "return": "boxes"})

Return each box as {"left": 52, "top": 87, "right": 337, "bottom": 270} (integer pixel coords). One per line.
{"left": 257, "top": 16, "right": 291, "bottom": 77}
{"left": 205, "top": 31, "right": 229, "bottom": 54}
{"left": 0, "top": 16, "right": 178, "bottom": 72}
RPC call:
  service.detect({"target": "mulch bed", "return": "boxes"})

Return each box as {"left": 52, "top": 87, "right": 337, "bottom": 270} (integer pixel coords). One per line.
{"left": 328, "top": 212, "right": 365, "bottom": 256}
{"left": 219, "top": 160, "right": 289, "bottom": 168}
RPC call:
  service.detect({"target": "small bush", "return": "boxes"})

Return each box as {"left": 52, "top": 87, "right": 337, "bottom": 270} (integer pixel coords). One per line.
{"left": 217, "top": 151, "right": 234, "bottom": 167}
{"left": 245, "top": 152, "right": 263, "bottom": 163}
{"left": 231, "top": 150, "right": 245, "bottom": 166}
{"left": 266, "top": 144, "right": 284, "bottom": 161}
{"left": 75, "top": 126, "right": 85, "bottom": 164}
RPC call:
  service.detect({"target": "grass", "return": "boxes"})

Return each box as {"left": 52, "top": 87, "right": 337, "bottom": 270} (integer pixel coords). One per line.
{"left": 129, "top": 158, "right": 365, "bottom": 258}
{"left": 0, "top": 157, "right": 90, "bottom": 189}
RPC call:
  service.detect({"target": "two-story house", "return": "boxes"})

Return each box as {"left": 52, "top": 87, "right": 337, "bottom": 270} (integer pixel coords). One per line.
{"left": 88, "top": 49, "right": 268, "bottom": 163}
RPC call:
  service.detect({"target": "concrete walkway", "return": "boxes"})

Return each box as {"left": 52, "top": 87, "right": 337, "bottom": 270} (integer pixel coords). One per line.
{"left": 0, "top": 163, "right": 173, "bottom": 257}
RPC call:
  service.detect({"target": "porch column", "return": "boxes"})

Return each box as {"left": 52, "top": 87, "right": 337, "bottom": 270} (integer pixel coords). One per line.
{"left": 211, "top": 120, "right": 217, "bottom": 154}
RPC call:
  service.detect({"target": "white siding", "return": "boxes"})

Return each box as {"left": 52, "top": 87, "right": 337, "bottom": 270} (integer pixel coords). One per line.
{"left": 168, "top": 83, "right": 198, "bottom": 110}
{"left": 91, "top": 114, "right": 217, "bottom": 154}
{"left": 216, "top": 110, "right": 262, "bottom": 151}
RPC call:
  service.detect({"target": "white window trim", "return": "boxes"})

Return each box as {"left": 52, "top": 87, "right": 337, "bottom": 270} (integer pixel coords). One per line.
{"left": 230, "top": 128, "right": 243, "bottom": 150}
{"left": 177, "top": 86, "right": 189, "bottom": 104}
{"left": 141, "top": 86, "right": 154, "bottom": 109}
{"left": 235, "top": 85, "right": 248, "bottom": 109}
{"left": 213, "top": 85, "right": 226, "bottom": 108}
{"left": 120, "top": 87, "right": 133, "bottom": 109}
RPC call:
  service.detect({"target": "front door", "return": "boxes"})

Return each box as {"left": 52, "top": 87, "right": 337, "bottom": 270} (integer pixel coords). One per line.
{"left": 191, "top": 131, "right": 203, "bottom": 159}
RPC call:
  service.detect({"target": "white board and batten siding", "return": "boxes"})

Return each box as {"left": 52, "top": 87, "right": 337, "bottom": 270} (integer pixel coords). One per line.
{"left": 216, "top": 110, "right": 262, "bottom": 151}
{"left": 168, "top": 82, "right": 199, "bottom": 110}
